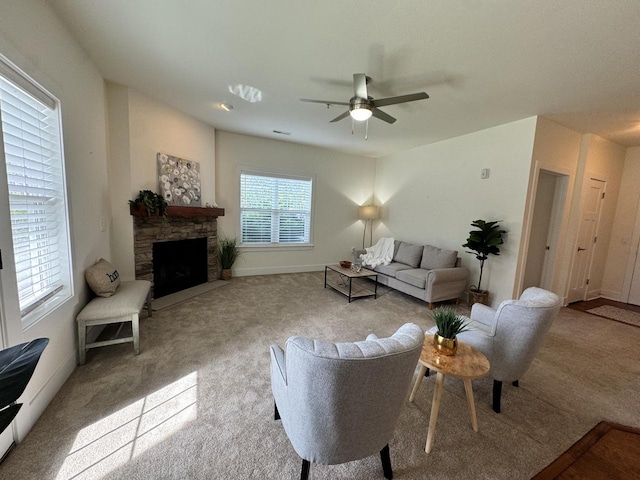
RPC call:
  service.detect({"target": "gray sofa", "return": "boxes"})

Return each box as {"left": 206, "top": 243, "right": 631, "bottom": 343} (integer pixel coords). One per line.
{"left": 353, "top": 240, "right": 470, "bottom": 309}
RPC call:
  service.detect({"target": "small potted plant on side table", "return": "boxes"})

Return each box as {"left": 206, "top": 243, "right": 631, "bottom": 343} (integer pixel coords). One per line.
{"left": 218, "top": 234, "right": 241, "bottom": 280}
{"left": 432, "top": 307, "right": 471, "bottom": 356}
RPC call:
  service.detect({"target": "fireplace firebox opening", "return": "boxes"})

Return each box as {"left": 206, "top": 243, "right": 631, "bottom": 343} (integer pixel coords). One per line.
{"left": 153, "top": 237, "right": 208, "bottom": 298}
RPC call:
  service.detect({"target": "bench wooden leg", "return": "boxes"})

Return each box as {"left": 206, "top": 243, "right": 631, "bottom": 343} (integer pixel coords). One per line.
{"left": 78, "top": 320, "right": 87, "bottom": 365}
{"left": 132, "top": 313, "right": 140, "bottom": 355}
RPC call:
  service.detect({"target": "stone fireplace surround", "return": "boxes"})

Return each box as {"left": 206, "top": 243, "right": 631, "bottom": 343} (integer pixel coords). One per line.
{"left": 131, "top": 206, "right": 225, "bottom": 298}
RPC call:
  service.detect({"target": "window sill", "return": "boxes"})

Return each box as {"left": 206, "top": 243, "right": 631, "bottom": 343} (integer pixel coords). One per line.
{"left": 22, "top": 289, "right": 73, "bottom": 330}
{"left": 239, "top": 243, "right": 315, "bottom": 252}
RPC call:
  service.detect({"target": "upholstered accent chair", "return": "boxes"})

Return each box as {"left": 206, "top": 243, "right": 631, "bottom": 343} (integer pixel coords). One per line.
{"left": 443, "top": 287, "right": 561, "bottom": 413}
{"left": 270, "top": 323, "right": 424, "bottom": 480}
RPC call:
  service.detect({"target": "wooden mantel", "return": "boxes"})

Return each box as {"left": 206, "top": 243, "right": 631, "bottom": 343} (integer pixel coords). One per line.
{"left": 130, "top": 205, "right": 225, "bottom": 218}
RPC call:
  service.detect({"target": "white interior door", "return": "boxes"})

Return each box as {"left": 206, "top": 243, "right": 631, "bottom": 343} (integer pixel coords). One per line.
{"left": 567, "top": 178, "right": 605, "bottom": 303}
{"left": 523, "top": 172, "right": 556, "bottom": 290}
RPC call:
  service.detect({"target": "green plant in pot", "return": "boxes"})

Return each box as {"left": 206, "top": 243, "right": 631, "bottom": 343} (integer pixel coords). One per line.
{"left": 432, "top": 307, "right": 471, "bottom": 356}
{"left": 218, "top": 233, "right": 241, "bottom": 280}
{"left": 129, "top": 190, "right": 168, "bottom": 219}
{"left": 462, "top": 219, "right": 505, "bottom": 306}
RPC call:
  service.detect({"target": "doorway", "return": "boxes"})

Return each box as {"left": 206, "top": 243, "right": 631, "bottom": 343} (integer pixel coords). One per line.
{"left": 567, "top": 177, "right": 606, "bottom": 304}
{"left": 522, "top": 170, "right": 568, "bottom": 291}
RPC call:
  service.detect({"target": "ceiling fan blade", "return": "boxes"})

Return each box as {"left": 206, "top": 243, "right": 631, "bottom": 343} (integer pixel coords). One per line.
{"left": 371, "top": 108, "right": 396, "bottom": 124}
{"left": 353, "top": 74, "right": 368, "bottom": 99}
{"left": 300, "top": 98, "right": 350, "bottom": 106}
{"left": 330, "top": 111, "right": 351, "bottom": 123}
{"left": 372, "top": 92, "right": 429, "bottom": 107}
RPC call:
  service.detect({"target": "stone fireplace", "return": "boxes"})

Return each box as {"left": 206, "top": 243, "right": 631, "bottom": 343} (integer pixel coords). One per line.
{"left": 131, "top": 205, "right": 225, "bottom": 298}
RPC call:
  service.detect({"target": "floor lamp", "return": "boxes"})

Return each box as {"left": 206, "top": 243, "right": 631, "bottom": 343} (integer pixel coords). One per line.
{"left": 358, "top": 205, "right": 379, "bottom": 249}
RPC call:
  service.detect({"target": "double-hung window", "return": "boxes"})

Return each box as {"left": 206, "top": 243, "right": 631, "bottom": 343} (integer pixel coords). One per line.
{"left": 0, "top": 56, "right": 73, "bottom": 324}
{"left": 240, "top": 170, "right": 313, "bottom": 246}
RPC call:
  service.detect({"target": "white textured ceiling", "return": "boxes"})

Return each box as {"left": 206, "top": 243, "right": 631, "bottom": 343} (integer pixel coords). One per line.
{"left": 48, "top": 0, "right": 640, "bottom": 157}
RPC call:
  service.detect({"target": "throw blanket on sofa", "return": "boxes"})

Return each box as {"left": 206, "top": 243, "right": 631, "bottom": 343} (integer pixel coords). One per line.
{"left": 360, "top": 237, "right": 395, "bottom": 268}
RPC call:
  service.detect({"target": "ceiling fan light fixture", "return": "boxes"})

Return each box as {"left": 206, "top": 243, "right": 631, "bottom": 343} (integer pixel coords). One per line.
{"left": 350, "top": 107, "right": 372, "bottom": 121}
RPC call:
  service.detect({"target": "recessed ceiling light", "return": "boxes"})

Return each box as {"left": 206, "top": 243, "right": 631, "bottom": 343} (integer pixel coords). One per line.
{"left": 220, "top": 103, "right": 234, "bottom": 111}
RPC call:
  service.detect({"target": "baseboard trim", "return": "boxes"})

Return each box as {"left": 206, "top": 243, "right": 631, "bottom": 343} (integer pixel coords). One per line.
{"left": 234, "top": 264, "right": 325, "bottom": 277}
{"left": 600, "top": 290, "right": 621, "bottom": 302}
{"left": 16, "top": 350, "right": 77, "bottom": 442}
{"left": 586, "top": 289, "right": 601, "bottom": 301}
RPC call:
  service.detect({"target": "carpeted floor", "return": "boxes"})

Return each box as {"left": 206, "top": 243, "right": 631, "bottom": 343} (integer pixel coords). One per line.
{"left": 2, "top": 272, "right": 640, "bottom": 479}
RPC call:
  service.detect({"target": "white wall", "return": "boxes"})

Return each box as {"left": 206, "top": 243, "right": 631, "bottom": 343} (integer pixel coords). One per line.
{"left": 374, "top": 117, "right": 538, "bottom": 307}
{"left": 602, "top": 146, "right": 640, "bottom": 300}
{"left": 0, "top": 0, "right": 110, "bottom": 440}
{"left": 107, "top": 86, "right": 217, "bottom": 280}
{"left": 215, "top": 131, "right": 376, "bottom": 275}
{"left": 519, "top": 118, "right": 582, "bottom": 302}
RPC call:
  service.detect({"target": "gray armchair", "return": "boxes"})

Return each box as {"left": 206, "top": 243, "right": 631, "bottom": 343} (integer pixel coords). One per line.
{"left": 443, "top": 287, "right": 561, "bottom": 413}
{"left": 270, "top": 323, "right": 424, "bottom": 480}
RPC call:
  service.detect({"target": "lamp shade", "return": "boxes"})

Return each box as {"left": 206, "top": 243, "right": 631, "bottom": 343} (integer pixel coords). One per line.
{"left": 358, "top": 205, "right": 379, "bottom": 220}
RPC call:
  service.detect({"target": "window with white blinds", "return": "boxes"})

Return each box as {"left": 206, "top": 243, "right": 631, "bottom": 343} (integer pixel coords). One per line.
{"left": 240, "top": 171, "right": 313, "bottom": 246}
{"left": 0, "top": 58, "right": 72, "bottom": 322}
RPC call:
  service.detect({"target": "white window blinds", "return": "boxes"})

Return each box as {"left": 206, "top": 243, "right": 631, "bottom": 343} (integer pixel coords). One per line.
{"left": 0, "top": 64, "right": 72, "bottom": 319}
{"left": 240, "top": 171, "right": 313, "bottom": 245}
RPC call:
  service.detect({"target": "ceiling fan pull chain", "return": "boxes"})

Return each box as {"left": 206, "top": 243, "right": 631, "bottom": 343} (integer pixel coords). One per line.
{"left": 365, "top": 118, "right": 369, "bottom": 140}
{"left": 351, "top": 117, "right": 355, "bottom": 135}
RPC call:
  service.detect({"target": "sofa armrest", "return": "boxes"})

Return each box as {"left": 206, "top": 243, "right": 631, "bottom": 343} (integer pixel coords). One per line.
{"left": 351, "top": 247, "right": 366, "bottom": 264}
{"left": 425, "top": 266, "right": 470, "bottom": 284}
{"left": 470, "top": 303, "right": 498, "bottom": 335}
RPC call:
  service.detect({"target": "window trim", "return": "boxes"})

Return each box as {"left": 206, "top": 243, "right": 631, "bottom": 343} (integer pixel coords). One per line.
{"left": 237, "top": 165, "right": 315, "bottom": 249}
{"left": 0, "top": 54, "right": 74, "bottom": 329}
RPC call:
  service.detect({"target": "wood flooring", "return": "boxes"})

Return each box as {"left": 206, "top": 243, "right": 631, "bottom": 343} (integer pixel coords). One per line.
{"left": 532, "top": 422, "right": 640, "bottom": 479}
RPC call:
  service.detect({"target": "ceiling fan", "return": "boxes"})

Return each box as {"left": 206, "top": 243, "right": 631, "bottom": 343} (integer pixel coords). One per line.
{"left": 300, "top": 73, "right": 429, "bottom": 125}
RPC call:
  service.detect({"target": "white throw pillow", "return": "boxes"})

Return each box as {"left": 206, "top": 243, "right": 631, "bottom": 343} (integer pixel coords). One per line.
{"left": 85, "top": 258, "right": 121, "bottom": 297}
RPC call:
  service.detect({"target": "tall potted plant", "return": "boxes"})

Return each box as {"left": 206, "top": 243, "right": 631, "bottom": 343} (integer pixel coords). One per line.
{"left": 462, "top": 219, "right": 505, "bottom": 306}
{"left": 218, "top": 234, "right": 241, "bottom": 280}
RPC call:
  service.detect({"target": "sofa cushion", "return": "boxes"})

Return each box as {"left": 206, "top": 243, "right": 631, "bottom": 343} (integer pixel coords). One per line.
{"left": 375, "top": 262, "right": 413, "bottom": 278}
{"left": 394, "top": 242, "right": 423, "bottom": 268}
{"left": 396, "top": 269, "right": 428, "bottom": 289}
{"left": 85, "top": 258, "right": 121, "bottom": 297}
{"left": 420, "top": 245, "right": 458, "bottom": 270}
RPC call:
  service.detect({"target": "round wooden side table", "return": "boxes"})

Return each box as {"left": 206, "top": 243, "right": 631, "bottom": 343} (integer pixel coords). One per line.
{"left": 409, "top": 338, "right": 490, "bottom": 453}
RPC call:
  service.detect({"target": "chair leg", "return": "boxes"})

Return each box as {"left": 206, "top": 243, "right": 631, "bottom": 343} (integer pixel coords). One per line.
{"left": 274, "top": 402, "right": 280, "bottom": 420}
{"left": 424, "top": 368, "right": 430, "bottom": 377}
{"left": 493, "top": 380, "right": 502, "bottom": 413}
{"left": 300, "top": 459, "right": 310, "bottom": 480}
{"left": 512, "top": 380, "right": 519, "bottom": 387}
{"left": 380, "top": 444, "right": 393, "bottom": 480}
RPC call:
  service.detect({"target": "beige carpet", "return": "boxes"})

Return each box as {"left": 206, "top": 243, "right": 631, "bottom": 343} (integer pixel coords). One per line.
{"left": 1, "top": 272, "right": 639, "bottom": 479}
{"left": 586, "top": 305, "right": 640, "bottom": 328}
{"left": 151, "top": 280, "right": 229, "bottom": 310}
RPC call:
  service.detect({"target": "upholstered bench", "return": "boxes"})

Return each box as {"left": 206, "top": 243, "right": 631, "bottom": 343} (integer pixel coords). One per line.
{"left": 77, "top": 280, "right": 152, "bottom": 365}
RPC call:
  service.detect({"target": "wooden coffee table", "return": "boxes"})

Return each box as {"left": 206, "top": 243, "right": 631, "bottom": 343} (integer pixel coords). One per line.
{"left": 409, "top": 338, "right": 490, "bottom": 453}
{"left": 324, "top": 264, "right": 378, "bottom": 303}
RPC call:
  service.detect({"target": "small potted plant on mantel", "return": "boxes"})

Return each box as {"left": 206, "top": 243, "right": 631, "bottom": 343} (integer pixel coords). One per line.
{"left": 218, "top": 234, "right": 241, "bottom": 280}
{"left": 462, "top": 219, "right": 505, "bottom": 306}
{"left": 432, "top": 307, "right": 471, "bottom": 356}
{"left": 128, "top": 190, "right": 168, "bottom": 219}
